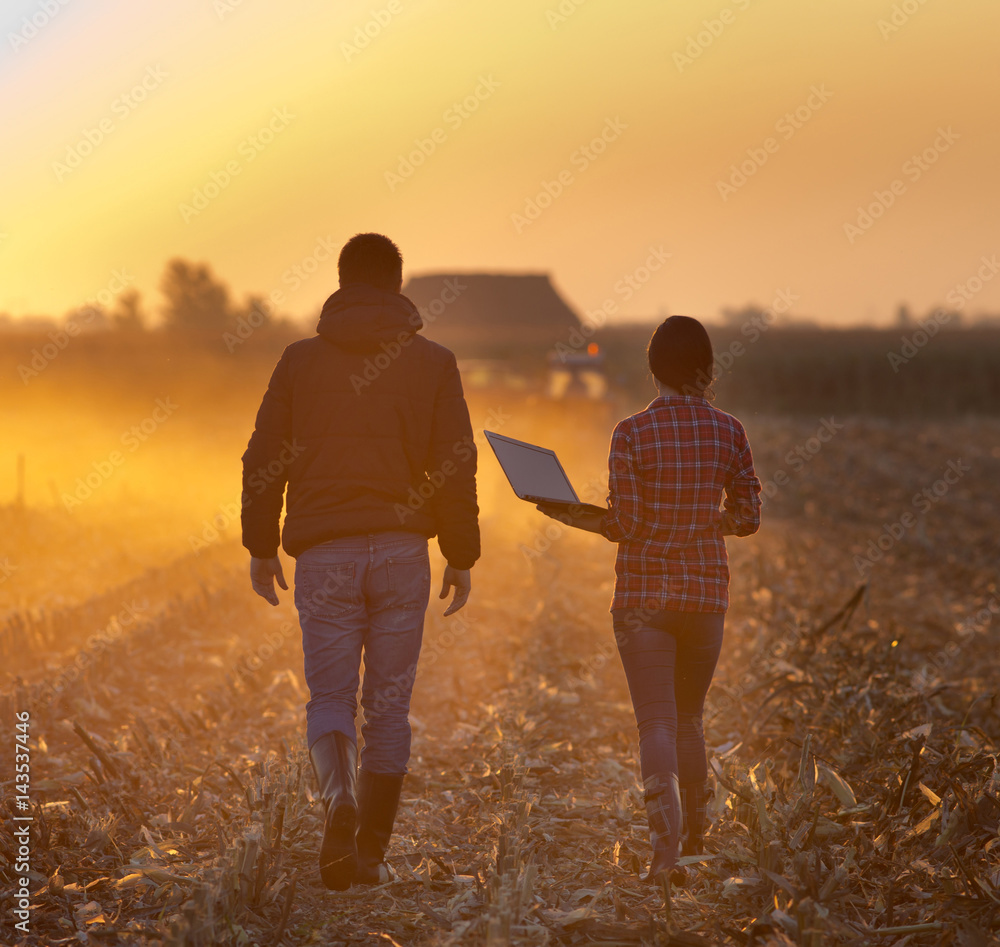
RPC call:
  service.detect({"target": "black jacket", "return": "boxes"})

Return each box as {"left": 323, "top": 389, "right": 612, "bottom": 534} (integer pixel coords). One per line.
{"left": 241, "top": 284, "right": 480, "bottom": 569}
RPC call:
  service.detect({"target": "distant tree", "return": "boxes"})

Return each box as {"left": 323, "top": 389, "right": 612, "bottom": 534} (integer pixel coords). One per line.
{"left": 235, "top": 293, "right": 272, "bottom": 330}
{"left": 64, "top": 303, "right": 109, "bottom": 332}
{"left": 720, "top": 305, "right": 766, "bottom": 328}
{"left": 932, "top": 306, "right": 962, "bottom": 327}
{"left": 160, "top": 258, "right": 232, "bottom": 331}
{"left": 111, "top": 288, "right": 146, "bottom": 331}
{"left": 897, "top": 304, "right": 912, "bottom": 327}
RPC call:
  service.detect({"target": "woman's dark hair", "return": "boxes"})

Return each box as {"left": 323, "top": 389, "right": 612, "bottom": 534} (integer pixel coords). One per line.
{"left": 338, "top": 232, "right": 403, "bottom": 292}
{"left": 647, "top": 315, "right": 715, "bottom": 399}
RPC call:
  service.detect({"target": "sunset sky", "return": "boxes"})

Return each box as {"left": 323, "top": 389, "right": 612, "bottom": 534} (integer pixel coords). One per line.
{"left": 2, "top": 0, "right": 999, "bottom": 326}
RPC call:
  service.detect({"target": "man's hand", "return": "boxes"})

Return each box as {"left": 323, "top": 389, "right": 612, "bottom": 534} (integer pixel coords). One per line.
{"left": 250, "top": 555, "right": 288, "bottom": 606}
{"left": 536, "top": 502, "right": 606, "bottom": 534}
{"left": 439, "top": 565, "right": 471, "bottom": 617}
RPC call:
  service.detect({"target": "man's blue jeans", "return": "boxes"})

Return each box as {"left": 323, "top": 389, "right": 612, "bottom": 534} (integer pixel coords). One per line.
{"left": 294, "top": 531, "right": 430, "bottom": 774}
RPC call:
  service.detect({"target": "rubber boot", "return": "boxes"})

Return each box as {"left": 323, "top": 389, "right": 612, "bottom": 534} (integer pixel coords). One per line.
{"left": 642, "top": 772, "right": 681, "bottom": 883}
{"left": 680, "top": 781, "right": 709, "bottom": 857}
{"left": 309, "top": 731, "right": 358, "bottom": 891}
{"left": 355, "top": 769, "right": 405, "bottom": 885}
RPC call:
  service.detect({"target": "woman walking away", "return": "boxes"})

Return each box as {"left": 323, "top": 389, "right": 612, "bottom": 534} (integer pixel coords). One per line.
{"left": 537, "top": 316, "right": 761, "bottom": 883}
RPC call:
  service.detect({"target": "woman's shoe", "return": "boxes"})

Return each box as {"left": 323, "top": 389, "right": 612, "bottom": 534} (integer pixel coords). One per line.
{"left": 679, "top": 781, "right": 709, "bottom": 857}
{"left": 642, "top": 772, "right": 681, "bottom": 883}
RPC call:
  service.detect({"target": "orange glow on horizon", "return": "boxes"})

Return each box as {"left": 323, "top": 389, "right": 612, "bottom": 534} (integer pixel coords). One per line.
{"left": 1, "top": 0, "right": 998, "bottom": 327}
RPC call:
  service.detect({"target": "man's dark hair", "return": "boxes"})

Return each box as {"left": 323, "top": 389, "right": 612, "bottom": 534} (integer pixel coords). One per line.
{"left": 338, "top": 233, "right": 403, "bottom": 292}
{"left": 647, "top": 315, "right": 715, "bottom": 398}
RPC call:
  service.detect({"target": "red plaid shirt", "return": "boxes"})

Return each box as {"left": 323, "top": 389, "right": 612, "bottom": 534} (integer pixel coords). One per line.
{"left": 601, "top": 395, "right": 761, "bottom": 613}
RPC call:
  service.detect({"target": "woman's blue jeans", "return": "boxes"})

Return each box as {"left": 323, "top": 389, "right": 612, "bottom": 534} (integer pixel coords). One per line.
{"left": 612, "top": 608, "right": 725, "bottom": 790}
{"left": 294, "top": 531, "right": 430, "bottom": 774}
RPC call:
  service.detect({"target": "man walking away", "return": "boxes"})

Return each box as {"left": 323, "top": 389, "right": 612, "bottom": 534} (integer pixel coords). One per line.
{"left": 241, "top": 233, "right": 480, "bottom": 890}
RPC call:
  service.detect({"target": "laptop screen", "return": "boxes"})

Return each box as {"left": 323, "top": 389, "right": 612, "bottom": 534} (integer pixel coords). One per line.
{"left": 484, "top": 431, "right": 579, "bottom": 504}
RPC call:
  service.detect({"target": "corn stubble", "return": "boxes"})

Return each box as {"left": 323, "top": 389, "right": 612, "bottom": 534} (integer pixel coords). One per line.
{"left": 1, "top": 415, "right": 999, "bottom": 946}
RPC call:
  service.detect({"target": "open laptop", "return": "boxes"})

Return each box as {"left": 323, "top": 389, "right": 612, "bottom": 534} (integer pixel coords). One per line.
{"left": 484, "top": 430, "right": 608, "bottom": 515}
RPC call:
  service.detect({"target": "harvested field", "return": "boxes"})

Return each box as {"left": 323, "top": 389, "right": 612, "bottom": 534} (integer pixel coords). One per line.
{"left": 2, "top": 396, "right": 1000, "bottom": 946}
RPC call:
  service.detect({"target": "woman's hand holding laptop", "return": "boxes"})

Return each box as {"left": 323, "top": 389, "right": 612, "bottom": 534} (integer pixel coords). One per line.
{"left": 535, "top": 501, "right": 607, "bottom": 534}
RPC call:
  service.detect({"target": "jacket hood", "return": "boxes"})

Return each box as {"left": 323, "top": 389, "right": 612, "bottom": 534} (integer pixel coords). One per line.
{"left": 316, "top": 284, "right": 423, "bottom": 350}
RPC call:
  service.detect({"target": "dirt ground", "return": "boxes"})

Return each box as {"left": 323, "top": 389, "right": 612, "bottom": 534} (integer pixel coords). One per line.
{"left": 2, "top": 397, "right": 999, "bottom": 946}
